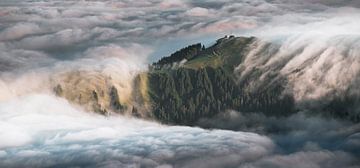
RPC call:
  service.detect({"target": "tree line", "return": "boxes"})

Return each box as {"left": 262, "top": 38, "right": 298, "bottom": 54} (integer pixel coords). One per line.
{"left": 154, "top": 43, "right": 205, "bottom": 66}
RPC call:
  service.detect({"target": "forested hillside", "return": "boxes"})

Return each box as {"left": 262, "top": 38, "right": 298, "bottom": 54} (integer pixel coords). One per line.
{"left": 147, "top": 67, "right": 295, "bottom": 124}
{"left": 143, "top": 36, "right": 360, "bottom": 124}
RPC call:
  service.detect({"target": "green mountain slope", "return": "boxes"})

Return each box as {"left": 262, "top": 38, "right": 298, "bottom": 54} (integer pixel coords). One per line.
{"left": 144, "top": 36, "right": 296, "bottom": 125}
{"left": 143, "top": 35, "right": 360, "bottom": 124}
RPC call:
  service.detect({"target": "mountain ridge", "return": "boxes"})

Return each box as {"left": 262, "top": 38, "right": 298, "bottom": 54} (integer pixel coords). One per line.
{"left": 53, "top": 35, "right": 360, "bottom": 126}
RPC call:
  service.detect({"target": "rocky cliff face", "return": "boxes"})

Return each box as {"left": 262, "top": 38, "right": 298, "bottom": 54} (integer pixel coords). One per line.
{"left": 50, "top": 66, "right": 153, "bottom": 118}
{"left": 51, "top": 70, "right": 133, "bottom": 115}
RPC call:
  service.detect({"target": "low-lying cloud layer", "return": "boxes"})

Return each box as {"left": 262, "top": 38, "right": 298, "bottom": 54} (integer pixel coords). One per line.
{"left": 0, "top": 94, "right": 275, "bottom": 167}
{"left": 0, "top": 95, "right": 359, "bottom": 168}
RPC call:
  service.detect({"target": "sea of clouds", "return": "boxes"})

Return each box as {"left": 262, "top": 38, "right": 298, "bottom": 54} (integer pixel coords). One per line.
{"left": 0, "top": 0, "right": 360, "bottom": 167}
{"left": 0, "top": 94, "right": 358, "bottom": 168}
